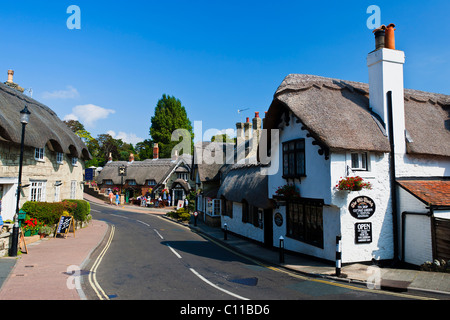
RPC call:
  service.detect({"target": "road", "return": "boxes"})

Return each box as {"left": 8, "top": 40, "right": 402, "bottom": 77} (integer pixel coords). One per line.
{"left": 81, "top": 203, "right": 430, "bottom": 303}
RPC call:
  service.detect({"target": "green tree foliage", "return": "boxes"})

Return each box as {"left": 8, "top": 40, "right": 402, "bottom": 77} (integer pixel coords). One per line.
{"left": 135, "top": 139, "right": 154, "bottom": 160}
{"left": 150, "top": 94, "right": 193, "bottom": 159}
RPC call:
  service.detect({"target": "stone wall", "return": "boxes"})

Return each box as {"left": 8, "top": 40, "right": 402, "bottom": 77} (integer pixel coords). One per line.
{"left": 0, "top": 142, "right": 85, "bottom": 221}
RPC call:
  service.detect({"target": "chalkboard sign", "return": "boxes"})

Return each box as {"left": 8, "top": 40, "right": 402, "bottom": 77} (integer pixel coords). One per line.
{"left": 55, "top": 215, "right": 75, "bottom": 238}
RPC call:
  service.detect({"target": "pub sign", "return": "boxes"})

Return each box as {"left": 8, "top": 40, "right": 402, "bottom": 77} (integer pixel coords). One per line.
{"left": 348, "top": 196, "right": 376, "bottom": 220}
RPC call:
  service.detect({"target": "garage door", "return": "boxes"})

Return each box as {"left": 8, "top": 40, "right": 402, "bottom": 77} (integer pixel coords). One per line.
{"left": 434, "top": 218, "right": 450, "bottom": 261}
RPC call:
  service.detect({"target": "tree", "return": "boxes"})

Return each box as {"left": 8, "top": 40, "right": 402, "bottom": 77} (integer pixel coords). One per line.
{"left": 135, "top": 139, "right": 154, "bottom": 160}
{"left": 63, "top": 120, "right": 85, "bottom": 132}
{"left": 150, "top": 94, "right": 193, "bottom": 158}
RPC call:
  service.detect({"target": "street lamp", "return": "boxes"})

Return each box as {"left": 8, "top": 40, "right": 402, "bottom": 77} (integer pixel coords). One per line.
{"left": 10, "top": 106, "right": 31, "bottom": 257}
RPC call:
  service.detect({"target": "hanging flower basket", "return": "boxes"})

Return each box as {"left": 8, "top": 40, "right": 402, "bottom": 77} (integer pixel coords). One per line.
{"left": 336, "top": 176, "right": 372, "bottom": 192}
{"left": 275, "top": 184, "right": 301, "bottom": 200}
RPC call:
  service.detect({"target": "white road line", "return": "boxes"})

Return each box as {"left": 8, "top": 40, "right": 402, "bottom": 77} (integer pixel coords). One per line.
{"left": 190, "top": 268, "right": 249, "bottom": 301}
{"left": 137, "top": 220, "right": 150, "bottom": 227}
{"left": 166, "top": 244, "right": 182, "bottom": 259}
{"left": 89, "top": 225, "right": 115, "bottom": 300}
{"left": 154, "top": 229, "right": 164, "bottom": 240}
{"left": 111, "top": 214, "right": 131, "bottom": 220}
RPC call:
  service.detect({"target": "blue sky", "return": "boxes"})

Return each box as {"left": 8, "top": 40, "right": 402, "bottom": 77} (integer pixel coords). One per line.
{"left": 1, "top": 0, "right": 449, "bottom": 145}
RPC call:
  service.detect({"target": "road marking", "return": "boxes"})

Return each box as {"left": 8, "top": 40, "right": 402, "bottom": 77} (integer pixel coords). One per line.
{"left": 137, "top": 220, "right": 150, "bottom": 227}
{"left": 167, "top": 244, "right": 182, "bottom": 259}
{"left": 193, "top": 231, "right": 436, "bottom": 300}
{"left": 154, "top": 229, "right": 164, "bottom": 240}
{"left": 111, "top": 214, "right": 131, "bottom": 220}
{"left": 88, "top": 225, "right": 115, "bottom": 300}
{"left": 190, "top": 268, "right": 249, "bottom": 301}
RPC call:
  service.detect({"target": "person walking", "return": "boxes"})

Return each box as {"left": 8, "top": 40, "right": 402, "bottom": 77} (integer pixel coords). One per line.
{"left": 109, "top": 191, "right": 114, "bottom": 205}
{"left": 115, "top": 192, "right": 120, "bottom": 206}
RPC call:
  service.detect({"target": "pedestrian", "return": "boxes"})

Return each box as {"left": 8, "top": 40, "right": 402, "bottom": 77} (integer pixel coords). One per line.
{"left": 109, "top": 191, "right": 114, "bottom": 205}
{"left": 184, "top": 198, "right": 189, "bottom": 211}
{"left": 115, "top": 192, "right": 120, "bottom": 206}
{"left": 168, "top": 194, "right": 171, "bottom": 206}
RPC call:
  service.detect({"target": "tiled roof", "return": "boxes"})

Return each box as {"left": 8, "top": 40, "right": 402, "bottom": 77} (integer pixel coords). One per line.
{"left": 397, "top": 179, "right": 450, "bottom": 207}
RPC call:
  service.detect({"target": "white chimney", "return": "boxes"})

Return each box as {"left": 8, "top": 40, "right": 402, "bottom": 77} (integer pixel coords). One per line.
{"left": 367, "top": 23, "right": 406, "bottom": 155}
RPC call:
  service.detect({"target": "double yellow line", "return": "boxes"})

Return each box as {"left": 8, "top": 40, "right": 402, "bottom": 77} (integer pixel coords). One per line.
{"left": 88, "top": 225, "right": 115, "bottom": 300}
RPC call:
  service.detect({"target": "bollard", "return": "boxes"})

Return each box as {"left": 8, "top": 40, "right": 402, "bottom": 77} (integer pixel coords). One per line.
{"left": 193, "top": 212, "right": 198, "bottom": 227}
{"left": 279, "top": 236, "right": 285, "bottom": 263}
{"left": 336, "top": 235, "right": 342, "bottom": 277}
{"left": 224, "top": 223, "right": 228, "bottom": 241}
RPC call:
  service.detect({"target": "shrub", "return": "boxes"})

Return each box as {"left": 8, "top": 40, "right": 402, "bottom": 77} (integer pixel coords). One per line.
{"left": 21, "top": 201, "right": 76, "bottom": 225}
{"left": 166, "top": 208, "right": 191, "bottom": 222}
{"left": 63, "top": 200, "right": 91, "bottom": 222}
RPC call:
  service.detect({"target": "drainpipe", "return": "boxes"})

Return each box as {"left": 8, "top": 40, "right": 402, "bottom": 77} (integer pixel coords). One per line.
{"left": 387, "top": 91, "right": 399, "bottom": 263}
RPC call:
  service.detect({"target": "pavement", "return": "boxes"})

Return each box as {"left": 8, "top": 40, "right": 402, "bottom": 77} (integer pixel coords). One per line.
{"left": 0, "top": 192, "right": 448, "bottom": 300}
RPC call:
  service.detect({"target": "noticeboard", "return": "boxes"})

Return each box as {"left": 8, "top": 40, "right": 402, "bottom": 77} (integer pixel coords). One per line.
{"left": 55, "top": 215, "right": 75, "bottom": 238}
{"left": 85, "top": 168, "right": 94, "bottom": 181}
{"left": 355, "top": 222, "right": 372, "bottom": 244}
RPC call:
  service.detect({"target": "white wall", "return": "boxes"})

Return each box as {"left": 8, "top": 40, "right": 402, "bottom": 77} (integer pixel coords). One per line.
{"left": 267, "top": 113, "right": 331, "bottom": 203}
{"left": 330, "top": 152, "right": 395, "bottom": 263}
{"left": 222, "top": 202, "right": 264, "bottom": 243}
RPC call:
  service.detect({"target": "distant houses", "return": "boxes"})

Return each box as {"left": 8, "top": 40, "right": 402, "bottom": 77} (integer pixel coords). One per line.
{"left": 95, "top": 144, "right": 194, "bottom": 206}
{"left": 0, "top": 70, "right": 91, "bottom": 222}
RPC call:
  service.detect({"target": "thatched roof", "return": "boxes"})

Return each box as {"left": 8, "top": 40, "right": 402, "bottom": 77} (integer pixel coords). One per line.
{"left": 217, "top": 164, "right": 271, "bottom": 209}
{"left": 0, "top": 82, "right": 90, "bottom": 159}
{"left": 192, "top": 141, "right": 235, "bottom": 182}
{"left": 96, "top": 155, "right": 192, "bottom": 186}
{"left": 265, "top": 74, "right": 450, "bottom": 157}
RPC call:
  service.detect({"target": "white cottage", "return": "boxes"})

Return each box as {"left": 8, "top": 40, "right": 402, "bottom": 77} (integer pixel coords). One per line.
{"left": 220, "top": 25, "right": 450, "bottom": 266}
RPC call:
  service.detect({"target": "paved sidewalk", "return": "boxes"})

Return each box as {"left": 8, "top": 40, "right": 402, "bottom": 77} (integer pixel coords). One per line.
{"left": 0, "top": 219, "right": 108, "bottom": 300}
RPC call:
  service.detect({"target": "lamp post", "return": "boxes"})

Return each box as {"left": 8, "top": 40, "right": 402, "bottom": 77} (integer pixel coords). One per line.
{"left": 10, "top": 106, "right": 31, "bottom": 257}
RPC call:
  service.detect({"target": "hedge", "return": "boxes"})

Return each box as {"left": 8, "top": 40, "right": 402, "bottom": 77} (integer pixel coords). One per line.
{"left": 63, "top": 199, "right": 91, "bottom": 222}
{"left": 21, "top": 200, "right": 91, "bottom": 225}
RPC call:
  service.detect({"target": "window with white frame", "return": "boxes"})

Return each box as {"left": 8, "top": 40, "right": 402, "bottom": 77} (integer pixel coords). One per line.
{"left": 351, "top": 152, "right": 369, "bottom": 171}
{"left": 147, "top": 180, "right": 156, "bottom": 186}
{"left": 70, "top": 180, "right": 77, "bottom": 199}
{"left": 30, "top": 181, "right": 46, "bottom": 202}
{"left": 71, "top": 157, "right": 78, "bottom": 166}
{"left": 35, "top": 148, "right": 45, "bottom": 161}
{"left": 204, "top": 198, "right": 221, "bottom": 216}
{"left": 127, "top": 180, "right": 137, "bottom": 186}
{"left": 54, "top": 181, "right": 61, "bottom": 202}
{"left": 56, "top": 152, "right": 64, "bottom": 164}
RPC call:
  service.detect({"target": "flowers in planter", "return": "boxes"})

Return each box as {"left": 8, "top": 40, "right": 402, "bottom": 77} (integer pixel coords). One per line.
{"left": 23, "top": 218, "right": 44, "bottom": 235}
{"left": 39, "top": 225, "right": 53, "bottom": 237}
{"left": 336, "top": 176, "right": 372, "bottom": 192}
{"left": 275, "top": 184, "right": 300, "bottom": 199}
